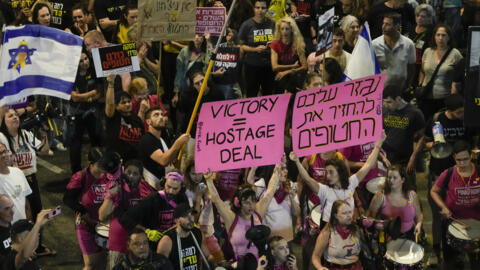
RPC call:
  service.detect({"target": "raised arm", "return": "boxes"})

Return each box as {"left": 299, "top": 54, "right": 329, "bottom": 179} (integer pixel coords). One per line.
{"left": 355, "top": 131, "right": 387, "bottom": 182}
{"left": 289, "top": 151, "right": 320, "bottom": 194}
{"left": 256, "top": 164, "right": 281, "bottom": 218}
{"left": 105, "top": 74, "right": 116, "bottom": 118}
{"left": 204, "top": 171, "right": 235, "bottom": 230}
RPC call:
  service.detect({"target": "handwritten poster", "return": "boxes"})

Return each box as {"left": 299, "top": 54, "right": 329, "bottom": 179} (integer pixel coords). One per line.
{"left": 316, "top": 7, "right": 334, "bottom": 55}
{"left": 137, "top": 0, "right": 196, "bottom": 41}
{"left": 91, "top": 43, "right": 140, "bottom": 77}
{"left": 292, "top": 74, "right": 385, "bottom": 157}
{"left": 196, "top": 7, "right": 226, "bottom": 36}
{"left": 195, "top": 94, "right": 291, "bottom": 173}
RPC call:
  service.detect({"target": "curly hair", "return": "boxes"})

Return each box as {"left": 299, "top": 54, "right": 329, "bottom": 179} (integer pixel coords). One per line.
{"left": 273, "top": 16, "right": 305, "bottom": 57}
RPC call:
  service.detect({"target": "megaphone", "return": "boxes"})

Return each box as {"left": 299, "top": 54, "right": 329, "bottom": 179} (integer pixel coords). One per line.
{"left": 431, "top": 121, "right": 453, "bottom": 159}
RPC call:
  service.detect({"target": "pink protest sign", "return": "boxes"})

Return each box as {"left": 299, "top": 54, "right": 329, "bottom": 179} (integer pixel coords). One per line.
{"left": 292, "top": 74, "right": 386, "bottom": 157}
{"left": 195, "top": 7, "right": 226, "bottom": 36}
{"left": 195, "top": 94, "right": 291, "bottom": 173}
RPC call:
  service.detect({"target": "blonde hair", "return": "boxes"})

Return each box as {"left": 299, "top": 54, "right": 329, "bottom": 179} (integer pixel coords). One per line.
{"left": 273, "top": 16, "right": 305, "bottom": 56}
{"left": 128, "top": 77, "right": 147, "bottom": 96}
{"left": 339, "top": 15, "right": 359, "bottom": 32}
{"left": 84, "top": 30, "right": 106, "bottom": 43}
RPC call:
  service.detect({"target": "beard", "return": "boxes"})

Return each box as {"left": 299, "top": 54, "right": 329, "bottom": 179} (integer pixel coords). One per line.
{"left": 180, "top": 222, "right": 193, "bottom": 232}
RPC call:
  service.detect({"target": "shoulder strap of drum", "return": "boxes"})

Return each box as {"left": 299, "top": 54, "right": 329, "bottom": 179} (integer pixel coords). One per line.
{"left": 158, "top": 190, "right": 177, "bottom": 208}
{"left": 442, "top": 167, "right": 454, "bottom": 197}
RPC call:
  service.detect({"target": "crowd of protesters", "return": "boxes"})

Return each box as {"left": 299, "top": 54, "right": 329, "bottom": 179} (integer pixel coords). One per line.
{"left": 0, "top": 0, "right": 480, "bottom": 269}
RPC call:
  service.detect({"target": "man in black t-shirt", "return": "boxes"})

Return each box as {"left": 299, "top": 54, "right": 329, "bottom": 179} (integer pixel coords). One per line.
{"left": 157, "top": 203, "right": 209, "bottom": 270}
{"left": 383, "top": 85, "right": 425, "bottom": 188}
{"left": 417, "top": 94, "right": 472, "bottom": 266}
{"left": 119, "top": 171, "right": 189, "bottom": 242}
{"left": 49, "top": 0, "right": 74, "bottom": 31}
{"left": 0, "top": 195, "right": 13, "bottom": 256}
{"left": 238, "top": 0, "right": 276, "bottom": 97}
{"left": 138, "top": 106, "right": 190, "bottom": 188}
{"left": 367, "top": 0, "right": 415, "bottom": 39}
{"left": 105, "top": 75, "right": 145, "bottom": 161}
{"left": 0, "top": 196, "right": 52, "bottom": 270}
{"left": 113, "top": 228, "right": 173, "bottom": 270}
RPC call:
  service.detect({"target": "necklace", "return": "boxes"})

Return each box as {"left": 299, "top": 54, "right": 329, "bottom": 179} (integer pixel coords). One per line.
{"left": 457, "top": 164, "right": 473, "bottom": 186}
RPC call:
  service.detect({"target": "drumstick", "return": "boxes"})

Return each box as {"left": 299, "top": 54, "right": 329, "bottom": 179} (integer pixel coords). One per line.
{"left": 415, "top": 232, "right": 419, "bottom": 243}
{"left": 449, "top": 217, "right": 470, "bottom": 229}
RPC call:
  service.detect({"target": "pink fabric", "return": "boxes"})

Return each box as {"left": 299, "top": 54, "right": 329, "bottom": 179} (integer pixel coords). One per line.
{"left": 139, "top": 179, "right": 154, "bottom": 198}
{"left": 306, "top": 155, "right": 327, "bottom": 205}
{"left": 215, "top": 169, "right": 242, "bottom": 201}
{"left": 340, "top": 142, "right": 386, "bottom": 187}
{"left": 76, "top": 225, "right": 101, "bottom": 255}
{"left": 105, "top": 181, "right": 143, "bottom": 252}
{"left": 228, "top": 212, "right": 262, "bottom": 259}
{"left": 380, "top": 194, "right": 416, "bottom": 233}
{"left": 131, "top": 95, "right": 167, "bottom": 130}
{"left": 435, "top": 165, "right": 480, "bottom": 219}
{"left": 67, "top": 169, "right": 112, "bottom": 222}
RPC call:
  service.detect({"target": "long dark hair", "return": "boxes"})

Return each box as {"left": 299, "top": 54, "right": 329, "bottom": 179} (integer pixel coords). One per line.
{"left": 325, "top": 158, "right": 350, "bottom": 190}
{"left": 188, "top": 36, "right": 207, "bottom": 53}
{"left": 32, "top": 3, "right": 51, "bottom": 25}
{"left": 0, "top": 109, "right": 28, "bottom": 155}
{"left": 231, "top": 185, "right": 257, "bottom": 214}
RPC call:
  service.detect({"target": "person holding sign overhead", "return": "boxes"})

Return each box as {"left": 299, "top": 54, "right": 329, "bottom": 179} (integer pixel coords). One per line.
{"left": 203, "top": 163, "right": 281, "bottom": 260}
{"left": 239, "top": 0, "right": 276, "bottom": 97}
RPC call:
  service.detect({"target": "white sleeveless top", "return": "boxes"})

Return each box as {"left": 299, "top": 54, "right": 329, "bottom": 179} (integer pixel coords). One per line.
{"left": 324, "top": 228, "right": 361, "bottom": 265}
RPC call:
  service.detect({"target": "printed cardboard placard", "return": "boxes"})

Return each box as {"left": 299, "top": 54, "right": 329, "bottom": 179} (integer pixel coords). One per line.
{"left": 316, "top": 7, "right": 334, "bottom": 55}
{"left": 92, "top": 43, "right": 140, "bottom": 77}
{"left": 292, "top": 74, "right": 386, "bottom": 157}
{"left": 137, "top": 0, "right": 196, "bottom": 41}
{"left": 195, "top": 94, "right": 291, "bottom": 173}
{"left": 196, "top": 7, "right": 226, "bottom": 36}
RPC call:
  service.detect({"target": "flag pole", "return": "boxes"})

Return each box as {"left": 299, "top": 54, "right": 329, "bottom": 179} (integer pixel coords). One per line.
{"left": 175, "top": 1, "right": 238, "bottom": 168}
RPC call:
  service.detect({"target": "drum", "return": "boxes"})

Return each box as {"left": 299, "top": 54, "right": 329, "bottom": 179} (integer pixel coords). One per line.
{"left": 384, "top": 239, "right": 424, "bottom": 269}
{"left": 366, "top": 177, "right": 386, "bottom": 194}
{"left": 307, "top": 204, "right": 323, "bottom": 233}
{"left": 95, "top": 224, "right": 110, "bottom": 249}
{"left": 446, "top": 219, "right": 480, "bottom": 253}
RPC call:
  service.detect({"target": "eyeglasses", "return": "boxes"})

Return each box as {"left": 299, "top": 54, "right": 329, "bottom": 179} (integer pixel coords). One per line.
{"left": 455, "top": 157, "right": 471, "bottom": 163}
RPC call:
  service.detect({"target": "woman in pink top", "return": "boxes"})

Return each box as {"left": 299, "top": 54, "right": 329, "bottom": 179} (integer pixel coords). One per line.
{"left": 204, "top": 164, "right": 281, "bottom": 260}
{"left": 64, "top": 149, "right": 118, "bottom": 270}
{"left": 368, "top": 164, "right": 423, "bottom": 240}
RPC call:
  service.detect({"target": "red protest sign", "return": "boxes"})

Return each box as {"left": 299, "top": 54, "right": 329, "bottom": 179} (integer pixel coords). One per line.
{"left": 195, "top": 7, "right": 226, "bottom": 36}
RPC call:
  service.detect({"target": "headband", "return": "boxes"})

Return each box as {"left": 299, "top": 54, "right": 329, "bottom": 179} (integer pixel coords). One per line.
{"left": 166, "top": 171, "right": 184, "bottom": 182}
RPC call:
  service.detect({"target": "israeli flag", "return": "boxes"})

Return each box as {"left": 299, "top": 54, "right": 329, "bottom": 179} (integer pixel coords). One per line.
{"left": 342, "top": 22, "right": 380, "bottom": 81}
{"left": 0, "top": 25, "right": 83, "bottom": 106}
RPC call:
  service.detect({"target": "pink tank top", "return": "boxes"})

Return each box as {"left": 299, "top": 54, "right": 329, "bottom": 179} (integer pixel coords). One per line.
{"left": 380, "top": 193, "right": 416, "bottom": 233}
{"left": 228, "top": 212, "right": 262, "bottom": 259}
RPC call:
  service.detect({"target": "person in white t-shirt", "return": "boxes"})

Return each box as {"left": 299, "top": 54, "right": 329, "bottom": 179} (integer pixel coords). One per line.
{"left": 0, "top": 142, "right": 32, "bottom": 223}
{"left": 290, "top": 131, "right": 386, "bottom": 224}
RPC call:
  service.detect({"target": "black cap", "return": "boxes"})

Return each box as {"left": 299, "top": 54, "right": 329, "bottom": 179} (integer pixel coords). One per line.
{"left": 97, "top": 152, "right": 121, "bottom": 174}
{"left": 11, "top": 219, "right": 34, "bottom": 237}
{"left": 174, "top": 203, "right": 196, "bottom": 219}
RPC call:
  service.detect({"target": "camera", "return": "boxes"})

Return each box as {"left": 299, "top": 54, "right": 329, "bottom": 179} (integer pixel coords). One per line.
{"left": 20, "top": 104, "right": 63, "bottom": 130}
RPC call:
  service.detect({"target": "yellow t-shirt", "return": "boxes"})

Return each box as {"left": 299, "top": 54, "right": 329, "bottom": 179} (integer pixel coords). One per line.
{"left": 117, "top": 24, "right": 130, "bottom": 44}
{"left": 266, "top": 0, "right": 287, "bottom": 22}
